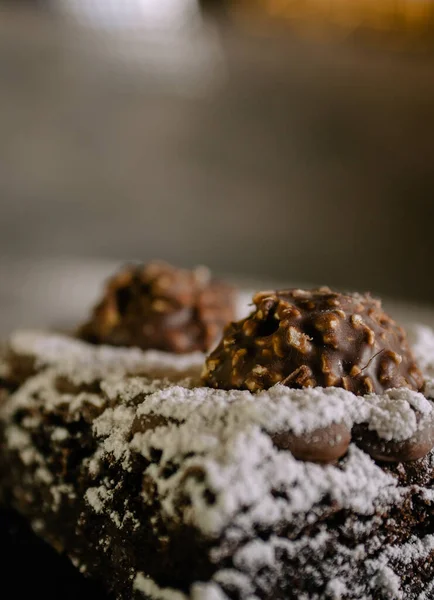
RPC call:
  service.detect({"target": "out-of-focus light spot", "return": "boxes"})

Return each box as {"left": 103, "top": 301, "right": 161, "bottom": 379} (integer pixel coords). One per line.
{"left": 53, "top": 0, "right": 225, "bottom": 95}
{"left": 57, "top": 0, "right": 198, "bottom": 31}
{"left": 234, "top": 0, "right": 434, "bottom": 34}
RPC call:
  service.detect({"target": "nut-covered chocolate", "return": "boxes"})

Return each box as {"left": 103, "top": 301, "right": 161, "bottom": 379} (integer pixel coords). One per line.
{"left": 79, "top": 261, "right": 235, "bottom": 354}
{"left": 203, "top": 287, "right": 424, "bottom": 394}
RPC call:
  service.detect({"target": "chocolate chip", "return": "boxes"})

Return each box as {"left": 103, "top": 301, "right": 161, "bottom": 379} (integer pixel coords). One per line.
{"left": 203, "top": 287, "right": 424, "bottom": 395}
{"left": 353, "top": 411, "right": 434, "bottom": 463}
{"left": 78, "top": 261, "right": 235, "bottom": 354}
{"left": 272, "top": 422, "right": 351, "bottom": 464}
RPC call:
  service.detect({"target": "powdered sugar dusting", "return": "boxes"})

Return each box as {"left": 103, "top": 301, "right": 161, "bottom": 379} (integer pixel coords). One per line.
{"left": 133, "top": 573, "right": 232, "bottom": 600}
{"left": 134, "top": 573, "right": 188, "bottom": 600}
{"left": 411, "top": 325, "right": 434, "bottom": 378}
{"left": 8, "top": 330, "right": 204, "bottom": 383}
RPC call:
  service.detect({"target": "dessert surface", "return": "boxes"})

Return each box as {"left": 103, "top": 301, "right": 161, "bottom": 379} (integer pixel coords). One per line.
{"left": 1, "top": 321, "right": 434, "bottom": 599}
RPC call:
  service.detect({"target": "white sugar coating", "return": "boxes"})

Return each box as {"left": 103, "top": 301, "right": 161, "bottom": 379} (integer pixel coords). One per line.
{"left": 418, "top": 579, "right": 434, "bottom": 600}
{"left": 133, "top": 574, "right": 231, "bottom": 600}
{"left": 134, "top": 573, "right": 188, "bottom": 600}
{"left": 212, "top": 570, "right": 254, "bottom": 596}
{"left": 424, "top": 377, "right": 434, "bottom": 400}
{"left": 410, "top": 325, "right": 434, "bottom": 375}
{"left": 324, "top": 579, "right": 348, "bottom": 599}
{"left": 131, "top": 383, "right": 432, "bottom": 453}
{"left": 3, "top": 326, "right": 434, "bottom": 599}
{"left": 8, "top": 330, "right": 205, "bottom": 383}
{"left": 367, "top": 534, "right": 434, "bottom": 599}
{"left": 85, "top": 486, "right": 110, "bottom": 514}
{"left": 361, "top": 389, "right": 433, "bottom": 441}
{"left": 233, "top": 539, "right": 275, "bottom": 572}
{"left": 0, "top": 367, "right": 105, "bottom": 426}
{"left": 100, "top": 375, "right": 196, "bottom": 404}
{"left": 190, "top": 583, "right": 229, "bottom": 600}
{"left": 131, "top": 422, "right": 399, "bottom": 537}
{"left": 384, "top": 533, "right": 434, "bottom": 565}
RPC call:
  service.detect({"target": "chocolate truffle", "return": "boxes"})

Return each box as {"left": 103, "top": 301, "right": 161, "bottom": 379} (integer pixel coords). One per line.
{"left": 79, "top": 261, "right": 235, "bottom": 354}
{"left": 202, "top": 287, "right": 424, "bottom": 394}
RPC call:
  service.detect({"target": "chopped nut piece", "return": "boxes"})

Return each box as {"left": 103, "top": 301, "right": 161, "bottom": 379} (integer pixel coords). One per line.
{"left": 252, "top": 365, "right": 268, "bottom": 376}
{"left": 232, "top": 349, "right": 247, "bottom": 366}
{"left": 321, "top": 354, "right": 332, "bottom": 373}
{"left": 242, "top": 320, "right": 256, "bottom": 336}
{"left": 223, "top": 336, "right": 236, "bottom": 349}
{"left": 363, "top": 377, "right": 374, "bottom": 393}
{"left": 351, "top": 314, "right": 363, "bottom": 327}
{"left": 245, "top": 378, "right": 259, "bottom": 392}
{"left": 206, "top": 359, "right": 219, "bottom": 372}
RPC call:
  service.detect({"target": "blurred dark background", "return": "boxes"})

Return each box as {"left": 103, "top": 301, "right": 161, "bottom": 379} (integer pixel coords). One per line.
{"left": 1, "top": 0, "right": 434, "bottom": 308}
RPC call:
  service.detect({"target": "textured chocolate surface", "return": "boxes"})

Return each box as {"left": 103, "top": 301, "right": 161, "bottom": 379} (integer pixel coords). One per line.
{"left": 79, "top": 261, "right": 235, "bottom": 354}
{"left": 2, "top": 328, "right": 434, "bottom": 598}
{"left": 203, "top": 287, "right": 424, "bottom": 395}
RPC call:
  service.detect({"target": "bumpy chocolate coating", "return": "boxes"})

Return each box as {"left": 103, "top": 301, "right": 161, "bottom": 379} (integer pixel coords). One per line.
{"left": 203, "top": 287, "right": 424, "bottom": 394}
{"left": 79, "top": 261, "right": 235, "bottom": 354}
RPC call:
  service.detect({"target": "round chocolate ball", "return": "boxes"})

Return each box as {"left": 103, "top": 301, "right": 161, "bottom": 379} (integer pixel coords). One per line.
{"left": 202, "top": 287, "right": 424, "bottom": 394}
{"left": 79, "top": 261, "right": 235, "bottom": 354}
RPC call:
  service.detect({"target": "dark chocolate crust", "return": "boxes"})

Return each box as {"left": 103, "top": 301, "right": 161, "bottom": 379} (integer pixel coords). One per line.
{"left": 79, "top": 261, "right": 235, "bottom": 354}
{"left": 2, "top": 331, "right": 434, "bottom": 600}
{"left": 203, "top": 288, "right": 424, "bottom": 395}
